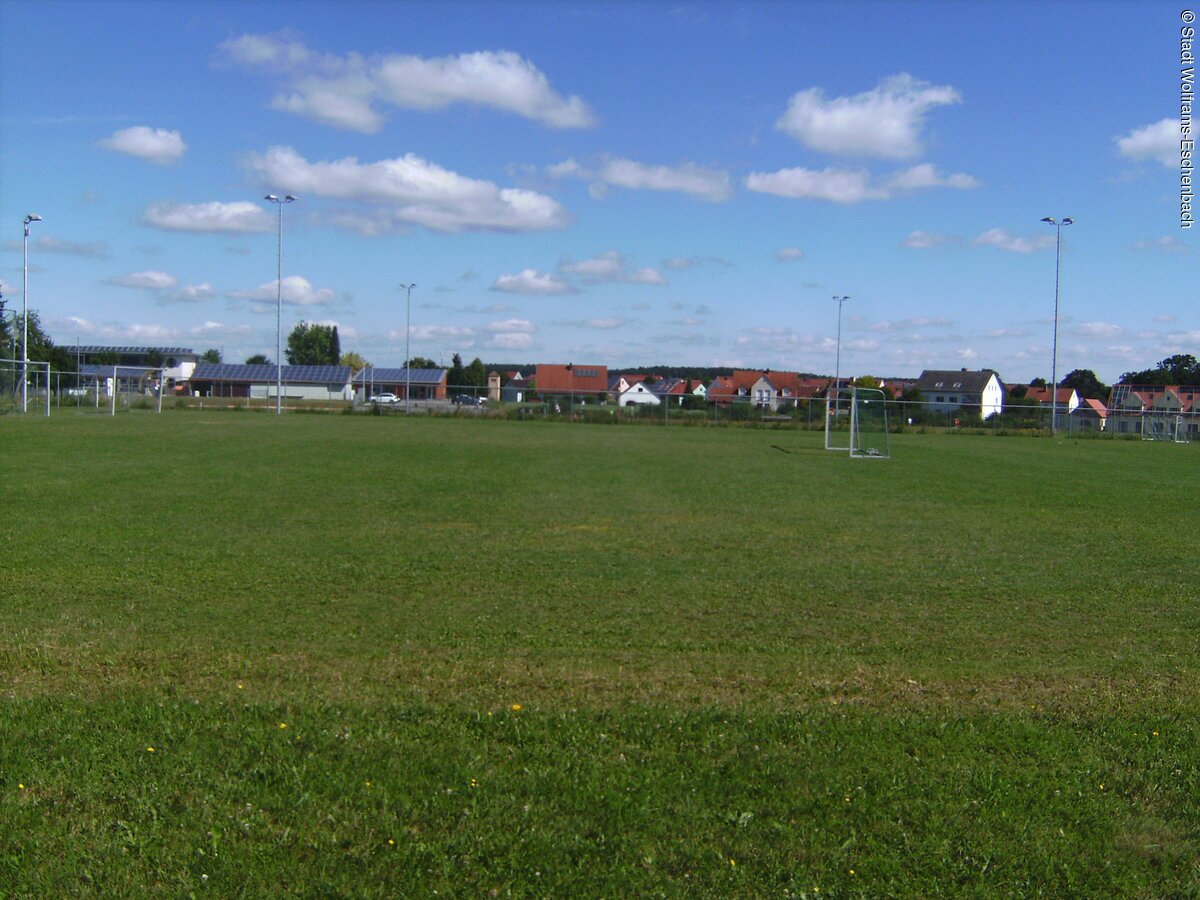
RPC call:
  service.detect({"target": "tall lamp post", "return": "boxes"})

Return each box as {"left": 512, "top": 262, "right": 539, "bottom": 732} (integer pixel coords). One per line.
{"left": 399, "top": 283, "right": 415, "bottom": 413}
{"left": 1040, "top": 216, "right": 1073, "bottom": 435}
{"left": 22, "top": 213, "right": 43, "bottom": 413}
{"left": 832, "top": 295, "right": 850, "bottom": 412}
{"left": 265, "top": 194, "right": 296, "bottom": 415}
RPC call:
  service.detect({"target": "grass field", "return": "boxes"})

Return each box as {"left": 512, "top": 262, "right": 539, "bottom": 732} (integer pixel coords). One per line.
{"left": 2, "top": 411, "right": 1198, "bottom": 895}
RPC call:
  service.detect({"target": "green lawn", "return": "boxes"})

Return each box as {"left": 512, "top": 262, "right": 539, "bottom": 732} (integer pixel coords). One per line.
{"left": 2, "top": 412, "right": 1198, "bottom": 895}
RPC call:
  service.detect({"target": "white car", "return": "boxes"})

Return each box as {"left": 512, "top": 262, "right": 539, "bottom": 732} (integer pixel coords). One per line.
{"left": 369, "top": 392, "right": 399, "bottom": 404}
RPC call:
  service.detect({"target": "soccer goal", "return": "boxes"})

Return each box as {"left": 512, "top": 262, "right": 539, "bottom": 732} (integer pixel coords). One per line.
{"left": 107, "top": 365, "right": 165, "bottom": 416}
{"left": 849, "top": 387, "right": 891, "bottom": 459}
{"left": 824, "top": 386, "right": 852, "bottom": 451}
{"left": 0, "top": 357, "right": 51, "bottom": 415}
{"left": 1141, "top": 412, "right": 1177, "bottom": 442}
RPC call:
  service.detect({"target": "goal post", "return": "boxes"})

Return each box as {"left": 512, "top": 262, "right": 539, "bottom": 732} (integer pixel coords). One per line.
{"left": 0, "top": 357, "right": 51, "bottom": 416}
{"left": 824, "top": 386, "right": 852, "bottom": 451}
{"left": 849, "top": 387, "right": 891, "bottom": 459}
{"left": 109, "top": 365, "right": 165, "bottom": 416}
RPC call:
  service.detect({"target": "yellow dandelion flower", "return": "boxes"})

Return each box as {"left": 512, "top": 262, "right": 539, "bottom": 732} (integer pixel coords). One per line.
{"left": 387, "top": 838, "right": 395, "bottom": 846}
{"left": 728, "top": 858, "right": 736, "bottom": 867}
{"left": 278, "top": 723, "right": 287, "bottom": 729}
{"left": 146, "top": 746, "right": 155, "bottom": 753}
{"left": 1153, "top": 730, "right": 1160, "bottom": 736}
{"left": 18, "top": 783, "right": 25, "bottom": 790}
{"left": 511, "top": 704, "right": 522, "bottom": 711}
{"left": 849, "top": 869, "right": 856, "bottom": 876}
{"left": 237, "top": 683, "right": 244, "bottom": 689}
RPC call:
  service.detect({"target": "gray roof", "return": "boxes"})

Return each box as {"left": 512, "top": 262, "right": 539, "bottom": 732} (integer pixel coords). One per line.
{"left": 78, "top": 363, "right": 162, "bottom": 376}
{"left": 915, "top": 369, "right": 1002, "bottom": 394}
{"left": 353, "top": 367, "right": 446, "bottom": 384}
{"left": 191, "top": 363, "right": 351, "bottom": 384}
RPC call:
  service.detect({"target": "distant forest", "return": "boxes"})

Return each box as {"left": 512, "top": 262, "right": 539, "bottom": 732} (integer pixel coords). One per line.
{"left": 485, "top": 364, "right": 828, "bottom": 383}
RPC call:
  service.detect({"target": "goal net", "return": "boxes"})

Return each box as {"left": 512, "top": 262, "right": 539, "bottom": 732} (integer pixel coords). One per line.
{"left": 1142, "top": 412, "right": 1177, "bottom": 442}
{"left": 824, "top": 386, "right": 852, "bottom": 451}
{"left": 849, "top": 387, "right": 890, "bottom": 459}
{"left": 107, "top": 365, "right": 165, "bottom": 415}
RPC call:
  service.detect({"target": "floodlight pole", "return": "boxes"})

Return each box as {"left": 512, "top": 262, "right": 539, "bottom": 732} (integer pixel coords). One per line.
{"left": 266, "top": 194, "right": 296, "bottom": 415}
{"left": 22, "top": 214, "right": 42, "bottom": 413}
{"left": 1040, "top": 217, "right": 1073, "bottom": 436}
{"left": 399, "top": 283, "right": 415, "bottom": 413}
{"left": 832, "top": 295, "right": 850, "bottom": 413}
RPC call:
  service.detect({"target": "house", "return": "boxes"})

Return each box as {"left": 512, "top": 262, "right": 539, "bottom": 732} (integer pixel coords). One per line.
{"left": 534, "top": 364, "right": 609, "bottom": 402}
{"left": 502, "top": 375, "right": 531, "bottom": 403}
{"left": 353, "top": 367, "right": 447, "bottom": 402}
{"left": 915, "top": 369, "right": 1005, "bottom": 418}
{"left": 618, "top": 380, "right": 661, "bottom": 406}
{"left": 650, "top": 378, "right": 689, "bottom": 406}
{"left": 719, "top": 369, "right": 808, "bottom": 410}
{"left": 1106, "top": 386, "right": 1152, "bottom": 434}
{"left": 1072, "top": 398, "right": 1108, "bottom": 431}
{"left": 706, "top": 375, "right": 737, "bottom": 406}
{"left": 187, "top": 363, "right": 353, "bottom": 401}
{"left": 67, "top": 344, "right": 200, "bottom": 390}
{"left": 1025, "top": 385, "right": 1080, "bottom": 414}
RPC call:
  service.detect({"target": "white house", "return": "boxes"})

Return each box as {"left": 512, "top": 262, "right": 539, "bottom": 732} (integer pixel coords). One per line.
{"left": 619, "top": 381, "right": 661, "bottom": 406}
{"left": 916, "top": 369, "right": 1006, "bottom": 419}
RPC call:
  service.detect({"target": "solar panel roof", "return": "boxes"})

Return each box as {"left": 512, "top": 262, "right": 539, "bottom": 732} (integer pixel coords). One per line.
{"left": 71, "top": 345, "right": 196, "bottom": 355}
{"left": 354, "top": 367, "right": 446, "bottom": 384}
{"left": 190, "top": 363, "right": 352, "bottom": 383}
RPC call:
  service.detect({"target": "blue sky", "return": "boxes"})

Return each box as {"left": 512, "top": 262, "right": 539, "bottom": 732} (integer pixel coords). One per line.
{"left": 0, "top": 0, "right": 1192, "bottom": 381}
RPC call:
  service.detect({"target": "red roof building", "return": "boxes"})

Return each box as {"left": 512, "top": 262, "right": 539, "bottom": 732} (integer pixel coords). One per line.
{"left": 533, "top": 364, "right": 609, "bottom": 398}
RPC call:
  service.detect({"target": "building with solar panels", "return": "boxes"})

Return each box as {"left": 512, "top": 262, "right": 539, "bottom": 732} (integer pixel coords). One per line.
{"left": 351, "top": 367, "right": 448, "bottom": 402}
{"left": 186, "top": 363, "right": 353, "bottom": 401}
{"left": 65, "top": 345, "right": 199, "bottom": 386}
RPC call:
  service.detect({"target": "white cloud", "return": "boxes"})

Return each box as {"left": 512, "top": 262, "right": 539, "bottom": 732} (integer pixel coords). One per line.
{"left": 1116, "top": 118, "right": 1181, "bottom": 167}
{"left": 775, "top": 247, "right": 804, "bottom": 261}
{"left": 1154, "top": 314, "right": 1178, "bottom": 323}
{"left": 662, "top": 255, "right": 731, "bottom": 270}
{"left": 775, "top": 73, "right": 962, "bottom": 159}
{"left": 902, "top": 230, "right": 955, "bottom": 249}
{"left": 559, "top": 251, "right": 666, "bottom": 286}
{"left": 142, "top": 201, "right": 274, "bottom": 233}
{"left": 985, "top": 328, "right": 1030, "bottom": 338}
{"left": 488, "top": 332, "right": 535, "bottom": 350}
{"left": 549, "top": 156, "right": 732, "bottom": 201}
{"left": 373, "top": 50, "right": 595, "bottom": 128}
{"left": 973, "top": 228, "right": 1056, "bottom": 254}
{"left": 484, "top": 318, "right": 535, "bottom": 333}
{"left": 868, "top": 317, "right": 953, "bottom": 332}
{"left": 3, "top": 235, "right": 112, "bottom": 258}
{"left": 247, "top": 146, "right": 568, "bottom": 233}
{"left": 219, "top": 34, "right": 594, "bottom": 131}
{"left": 745, "top": 164, "right": 975, "bottom": 204}
{"left": 882, "top": 163, "right": 979, "bottom": 192}
{"left": 109, "top": 270, "right": 178, "bottom": 290}
{"left": 955, "top": 348, "right": 979, "bottom": 361}
{"left": 598, "top": 158, "right": 732, "bottom": 201}
{"left": 584, "top": 318, "right": 626, "bottom": 329}
{"left": 1132, "top": 236, "right": 1190, "bottom": 252}
{"left": 98, "top": 126, "right": 186, "bottom": 165}
{"left": 403, "top": 324, "right": 476, "bottom": 342}
{"left": 1076, "top": 322, "right": 1125, "bottom": 339}
{"left": 229, "top": 275, "right": 336, "bottom": 306}
{"left": 166, "top": 283, "right": 215, "bottom": 303}
{"left": 745, "top": 167, "right": 881, "bottom": 203}
{"left": 491, "top": 269, "right": 575, "bottom": 295}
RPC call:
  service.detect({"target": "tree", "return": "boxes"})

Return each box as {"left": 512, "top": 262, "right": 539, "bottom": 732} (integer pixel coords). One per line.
{"left": 201, "top": 348, "right": 222, "bottom": 363}
{"left": 144, "top": 349, "right": 165, "bottom": 368}
{"left": 1029, "top": 377, "right": 1047, "bottom": 388}
{"left": 286, "top": 322, "right": 340, "bottom": 366}
{"left": 1120, "top": 354, "right": 1200, "bottom": 386}
{"left": 245, "top": 354, "right": 271, "bottom": 365}
{"left": 447, "top": 353, "right": 466, "bottom": 389}
{"left": 1059, "top": 368, "right": 1109, "bottom": 400}
{"left": 464, "top": 357, "right": 487, "bottom": 393}
{"left": 405, "top": 356, "right": 437, "bottom": 369}
{"left": 12, "top": 311, "right": 72, "bottom": 372}
{"left": 340, "top": 351, "right": 370, "bottom": 372}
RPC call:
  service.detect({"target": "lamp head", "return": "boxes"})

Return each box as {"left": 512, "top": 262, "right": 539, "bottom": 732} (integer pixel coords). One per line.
{"left": 264, "top": 194, "right": 279, "bottom": 202}
{"left": 24, "top": 214, "right": 42, "bottom": 225}
{"left": 284, "top": 195, "right": 297, "bottom": 202}
{"left": 1041, "top": 217, "right": 1055, "bottom": 225}
{"left": 1062, "top": 217, "right": 1074, "bottom": 225}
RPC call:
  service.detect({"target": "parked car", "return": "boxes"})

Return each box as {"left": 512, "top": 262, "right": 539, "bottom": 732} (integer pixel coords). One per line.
{"left": 451, "top": 393, "right": 482, "bottom": 406}
{"left": 370, "top": 392, "right": 400, "bottom": 404}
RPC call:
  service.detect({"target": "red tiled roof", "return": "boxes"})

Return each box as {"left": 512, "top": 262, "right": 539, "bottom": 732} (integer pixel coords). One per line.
{"left": 534, "top": 364, "right": 608, "bottom": 394}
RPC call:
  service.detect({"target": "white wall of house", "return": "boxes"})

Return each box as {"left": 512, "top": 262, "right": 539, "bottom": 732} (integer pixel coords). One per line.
{"left": 620, "top": 382, "right": 661, "bottom": 406}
